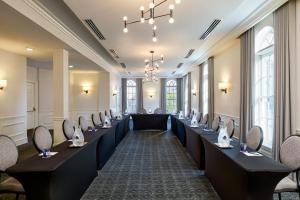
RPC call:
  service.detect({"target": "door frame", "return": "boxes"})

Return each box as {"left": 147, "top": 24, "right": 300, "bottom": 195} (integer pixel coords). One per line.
{"left": 27, "top": 81, "right": 39, "bottom": 129}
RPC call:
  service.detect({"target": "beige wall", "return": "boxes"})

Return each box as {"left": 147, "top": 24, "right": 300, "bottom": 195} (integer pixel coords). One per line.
{"left": 69, "top": 71, "right": 99, "bottom": 126}
{"left": 110, "top": 73, "right": 121, "bottom": 113}
{"left": 0, "top": 49, "right": 27, "bottom": 145}
{"left": 191, "top": 67, "right": 200, "bottom": 112}
{"left": 295, "top": 1, "right": 300, "bottom": 133}
{"left": 143, "top": 80, "right": 160, "bottom": 112}
{"left": 214, "top": 39, "right": 241, "bottom": 120}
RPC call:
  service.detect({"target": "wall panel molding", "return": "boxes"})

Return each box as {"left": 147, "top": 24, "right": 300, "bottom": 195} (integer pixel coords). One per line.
{"left": 0, "top": 115, "right": 27, "bottom": 146}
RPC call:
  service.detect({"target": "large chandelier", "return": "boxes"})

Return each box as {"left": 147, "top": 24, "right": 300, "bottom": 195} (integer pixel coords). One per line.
{"left": 123, "top": 0, "right": 181, "bottom": 42}
{"left": 143, "top": 51, "right": 164, "bottom": 82}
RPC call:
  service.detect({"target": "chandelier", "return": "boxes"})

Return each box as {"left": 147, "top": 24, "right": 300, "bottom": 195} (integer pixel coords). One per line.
{"left": 123, "top": 0, "right": 181, "bottom": 42}
{"left": 143, "top": 51, "right": 164, "bottom": 82}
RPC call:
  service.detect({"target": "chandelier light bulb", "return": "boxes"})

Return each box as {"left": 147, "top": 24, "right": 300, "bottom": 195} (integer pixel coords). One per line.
{"left": 123, "top": 27, "right": 128, "bottom": 33}
{"left": 149, "top": 18, "right": 155, "bottom": 24}
{"left": 140, "top": 6, "right": 145, "bottom": 11}
{"left": 152, "top": 37, "right": 157, "bottom": 42}
{"left": 175, "top": 0, "right": 181, "bottom": 4}
{"left": 149, "top": 3, "right": 155, "bottom": 8}
{"left": 169, "top": 4, "right": 174, "bottom": 10}
{"left": 169, "top": 17, "right": 174, "bottom": 24}
{"left": 123, "top": 16, "right": 127, "bottom": 21}
{"left": 153, "top": 25, "right": 157, "bottom": 30}
{"left": 141, "top": 18, "right": 145, "bottom": 23}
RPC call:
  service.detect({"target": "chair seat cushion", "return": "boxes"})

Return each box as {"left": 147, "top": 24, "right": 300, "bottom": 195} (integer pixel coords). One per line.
{"left": 0, "top": 177, "right": 24, "bottom": 193}
{"left": 275, "top": 177, "right": 298, "bottom": 192}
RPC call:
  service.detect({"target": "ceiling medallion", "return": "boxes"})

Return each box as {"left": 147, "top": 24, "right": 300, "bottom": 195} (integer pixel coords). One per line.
{"left": 143, "top": 51, "right": 164, "bottom": 82}
{"left": 123, "top": 0, "right": 181, "bottom": 42}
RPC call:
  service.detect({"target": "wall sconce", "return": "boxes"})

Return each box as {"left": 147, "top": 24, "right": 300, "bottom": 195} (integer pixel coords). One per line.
{"left": 112, "top": 89, "right": 117, "bottom": 96}
{"left": 218, "top": 82, "right": 229, "bottom": 94}
{"left": 81, "top": 85, "right": 90, "bottom": 94}
{"left": 149, "top": 94, "right": 153, "bottom": 98}
{"left": 0, "top": 80, "right": 7, "bottom": 90}
{"left": 192, "top": 89, "right": 197, "bottom": 96}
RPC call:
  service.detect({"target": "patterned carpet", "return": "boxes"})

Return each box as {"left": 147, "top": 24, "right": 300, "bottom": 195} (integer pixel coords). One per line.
{"left": 81, "top": 130, "right": 220, "bottom": 200}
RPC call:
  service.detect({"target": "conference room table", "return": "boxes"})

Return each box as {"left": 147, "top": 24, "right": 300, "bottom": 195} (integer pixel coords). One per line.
{"left": 201, "top": 133, "right": 290, "bottom": 200}
{"left": 170, "top": 115, "right": 190, "bottom": 147}
{"left": 7, "top": 117, "right": 129, "bottom": 200}
{"left": 131, "top": 113, "right": 169, "bottom": 130}
{"left": 171, "top": 115, "right": 291, "bottom": 199}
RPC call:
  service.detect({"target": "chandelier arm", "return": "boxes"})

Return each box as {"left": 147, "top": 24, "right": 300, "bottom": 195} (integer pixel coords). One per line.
{"left": 127, "top": 20, "right": 141, "bottom": 25}
{"left": 153, "top": 13, "right": 171, "bottom": 19}
{"left": 154, "top": 0, "right": 168, "bottom": 8}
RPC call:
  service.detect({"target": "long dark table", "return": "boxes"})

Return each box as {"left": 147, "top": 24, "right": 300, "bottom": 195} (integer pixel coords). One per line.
{"left": 7, "top": 117, "right": 129, "bottom": 200}
{"left": 201, "top": 133, "right": 290, "bottom": 200}
{"left": 131, "top": 114, "right": 169, "bottom": 130}
{"left": 172, "top": 115, "right": 291, "bottom": 199}
{"left": 171, "top": 115, "right": 189, "bottom": 147}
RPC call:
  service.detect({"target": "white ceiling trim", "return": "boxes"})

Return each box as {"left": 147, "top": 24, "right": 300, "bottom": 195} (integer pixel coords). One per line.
{"left": 2, "top": 0, "right": 118, "bottom": 75}
{"left": 177, "top": 0, "right": 288, "bottom": 75}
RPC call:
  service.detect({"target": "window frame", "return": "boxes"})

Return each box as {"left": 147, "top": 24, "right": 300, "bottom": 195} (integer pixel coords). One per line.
{"left": 166, "top": 79, "right": 177, "bottom": 113}
{"left": 126, "top": 80, "right": 137, "bottom": 113}
{"left": 252, "top": 25, "right": 275, "bottom": 151}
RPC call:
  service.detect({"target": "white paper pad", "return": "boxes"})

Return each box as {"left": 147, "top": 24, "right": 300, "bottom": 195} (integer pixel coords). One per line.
{"left": 39, "top": 152, "right": 58, "bottom": 157}
{"left": 214, "top": 143, "right": 233, "bottom": 149}
{"left": 242, "top": 151, "right": 263, "bottom": 157}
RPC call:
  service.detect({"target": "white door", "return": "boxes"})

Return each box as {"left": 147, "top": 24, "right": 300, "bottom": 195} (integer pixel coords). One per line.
{"left": 27, "top": 82, "right": 36, "bottom": 130}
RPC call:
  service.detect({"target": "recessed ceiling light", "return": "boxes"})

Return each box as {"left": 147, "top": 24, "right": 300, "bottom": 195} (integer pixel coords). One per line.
{"left": 69, "top": 65, "right": 74, "bottom": 68}
{"left": 26, "top": 47, "right": 33, "bottom": 52}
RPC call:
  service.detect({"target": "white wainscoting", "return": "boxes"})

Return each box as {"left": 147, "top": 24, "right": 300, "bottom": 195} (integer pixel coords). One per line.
{"left": 296, "top": 130, "right": 300, "bottom": 135}
{"left": 0, "top": 115, "right": 27, "bottom": 146}
{"left": 215, "top": 112, "right": 240, "bottom": 138}
{"left": 215, "top": 113, "right": 240, "bottom": 127}
{"left": 70, "top": 111, "right": 98, "bottom": 127}
{"left": 39, "top": 110, "right": 53, "bottom": 130}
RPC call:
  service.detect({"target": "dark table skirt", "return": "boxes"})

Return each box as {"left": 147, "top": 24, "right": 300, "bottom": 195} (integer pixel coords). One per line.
{"left": 131, "top": 114, "right": 169, "bottom": 130}
{"left": 175, "top": 118, "right": 187, "bottom": 146}
{"left": 201, "top": 135, "right": 290, "bottom": 200}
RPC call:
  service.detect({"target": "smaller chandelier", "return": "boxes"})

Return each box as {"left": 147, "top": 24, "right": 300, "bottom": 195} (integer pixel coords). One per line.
{"left": 123, "top": 0, "right": 181, "bottom": 42}
{"left": 143, "top": 51, "right": 164, "bottom": 82}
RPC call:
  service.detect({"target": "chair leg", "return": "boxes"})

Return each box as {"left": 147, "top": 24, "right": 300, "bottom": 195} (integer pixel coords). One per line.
{"left": 16, "top": 193, "right": 19, "bottom": 200}
{"left": 278, "top": 193, "right": 281, "bottom": 200}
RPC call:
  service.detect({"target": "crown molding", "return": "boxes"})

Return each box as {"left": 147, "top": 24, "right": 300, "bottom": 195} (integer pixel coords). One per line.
{"left": 2, "top": 0, "right": 119, "bottom": 75}
{"left": 179, "top": 0, "right": 288, "bottom": 74}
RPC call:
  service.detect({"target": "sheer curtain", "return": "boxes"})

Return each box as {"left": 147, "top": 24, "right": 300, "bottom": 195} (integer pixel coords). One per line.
{"left": 207, "top": 57, "right": 214, "bottom": 128}
{"left": 183, "top": 75, "right": 188, "bottom": 116}
{"left": 273, "top": 0, "right": 296, "bottom": 160}
{"left": 136, "top": 78, "right": 143, "bottom": 112}
{"left": 240, "top": 27, "right": 255, "bottom": 142}
{"left": 121, "top": 78, "right": 127, "bottom": 113}
{"left": 176, "top": 78, "right": 183, "bottom": 112}
{"left": 160, "top": 78, "right": 166, "bottom": 113}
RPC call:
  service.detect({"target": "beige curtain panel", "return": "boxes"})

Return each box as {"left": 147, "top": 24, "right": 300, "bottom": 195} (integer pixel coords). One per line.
{"left": 239, "top": 27, "right": 255, "bottom": 143}
{"left": 273, "top": 0, "right": 296, "bottom": 160}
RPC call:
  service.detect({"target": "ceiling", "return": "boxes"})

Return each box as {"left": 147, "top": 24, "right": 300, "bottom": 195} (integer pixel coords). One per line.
{"left": 64, "top": 0, "right": 267, "bottom": 77}
{"left": 0, "top": 1, "right": 103, "bottom": 71}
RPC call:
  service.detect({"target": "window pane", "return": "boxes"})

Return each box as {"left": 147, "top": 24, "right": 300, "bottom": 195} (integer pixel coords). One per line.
{"left": 166, "top": 80, "right": 177, "bottom": 113}
{"left": 253, "top": 26, "right": 274, "bottom": 149}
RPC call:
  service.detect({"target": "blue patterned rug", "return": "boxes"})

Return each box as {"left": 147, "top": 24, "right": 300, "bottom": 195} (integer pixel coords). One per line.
{"left": 81, "top": 130, "right": 220, "bottom": 200}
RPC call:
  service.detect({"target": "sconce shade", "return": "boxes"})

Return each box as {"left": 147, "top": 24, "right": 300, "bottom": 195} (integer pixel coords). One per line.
{"left": 82, "top": 85, "right": 90, "bottom": 94}
{"left": 0, "top": 80, "right": 7, "bottom": 90}
{"left": 218, "top": 82, "right": 229, "bottom": 93}
{"left": 192, "top": 89, "right": 197, "bottom": 96}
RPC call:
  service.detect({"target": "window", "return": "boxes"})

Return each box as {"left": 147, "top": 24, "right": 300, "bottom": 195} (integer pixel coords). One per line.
{"left": 166, "top": 80, "right": 177, "bottom": 113}
{"left": 253, "top": 26, "right": 274, "bottom": 149}
{"left": 127, "top": 80, "right": 137, "bottom": 113}
{"left": 202, "top": 63, "right": 209, "bottom": 115}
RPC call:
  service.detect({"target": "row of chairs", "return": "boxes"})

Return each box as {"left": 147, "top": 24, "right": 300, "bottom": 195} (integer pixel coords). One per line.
{"left": 0, "top": 109, "right": 115, "bottom": 199}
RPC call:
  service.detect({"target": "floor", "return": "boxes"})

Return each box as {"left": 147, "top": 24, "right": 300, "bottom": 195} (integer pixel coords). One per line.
{"left": 81, "top": 130, "right": 220, "bottom": 200}
{"left": 0, "top": 127, "right": 299, "bottom": 200}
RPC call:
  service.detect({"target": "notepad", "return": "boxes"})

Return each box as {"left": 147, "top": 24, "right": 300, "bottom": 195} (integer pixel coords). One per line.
{"left": 242, "top": 151, "right": 263, "bottom": 157}
{"left": 39, "top": 152, "right": 58, "bottom": 157}
{"left": 214, "top": 143, "right": 233, "bottom": 149}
